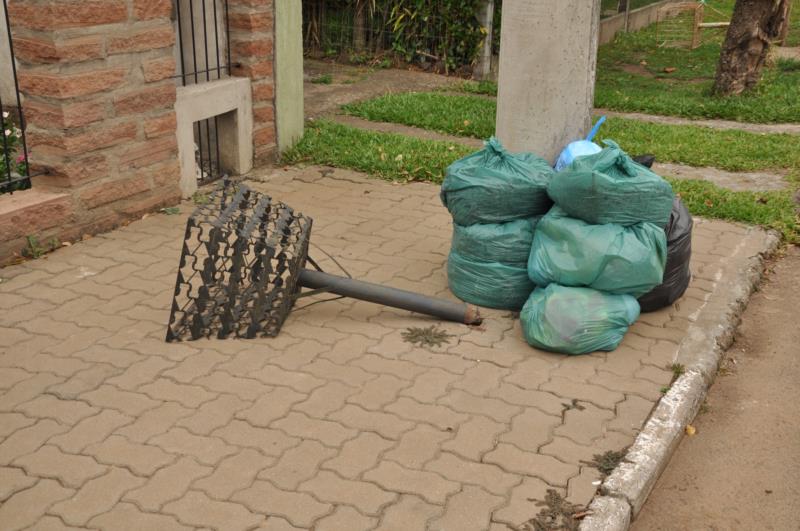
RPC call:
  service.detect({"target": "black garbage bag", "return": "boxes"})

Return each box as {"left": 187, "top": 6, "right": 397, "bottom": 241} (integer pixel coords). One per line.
{"left": 638, "top": 198, "right": 693, "bottom": 312}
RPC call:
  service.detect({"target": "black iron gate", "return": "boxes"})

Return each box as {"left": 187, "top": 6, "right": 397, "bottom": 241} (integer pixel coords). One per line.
{"left": 174, "top": 0, "right": 232, "bottom": 186}
{"left": 1, "top": 0, "right": 31, "bottom": 195}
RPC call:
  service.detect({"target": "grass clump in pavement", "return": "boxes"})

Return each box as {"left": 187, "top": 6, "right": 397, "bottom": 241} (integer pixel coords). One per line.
{"left": 344, "top": 92, "right": 800, "bottom": 172}
{"left": 522, "top": 489, "right": 585, "bottom": 531}
{"left": 401, "top": 326, "right": 453, "bottom": 348}
{"left": 582, "top": 449, "right": 629, "bottom": 478}
{"left": 282, "top": 119, "right": 471, "bottom": 183}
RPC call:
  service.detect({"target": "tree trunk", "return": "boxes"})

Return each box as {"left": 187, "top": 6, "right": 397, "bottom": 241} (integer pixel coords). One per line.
{"left": 474, "top": 0, "right": 495, "bottom": 80}
{"left": 353, "top": 0, "right": 367, "bottom": 52}
{"left": 777, "top": 0, "right": 793, "bottom": 44}
{"left": 713, "top": 0, "right": 791, "bottom": 96}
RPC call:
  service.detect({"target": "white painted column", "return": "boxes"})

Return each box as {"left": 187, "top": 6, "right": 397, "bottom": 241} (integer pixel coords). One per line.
{"left": 275, "top": 0, "right": 304, "bottom": 153}
{"left": 495, "top": 0, "right": 601, "bottom": 163}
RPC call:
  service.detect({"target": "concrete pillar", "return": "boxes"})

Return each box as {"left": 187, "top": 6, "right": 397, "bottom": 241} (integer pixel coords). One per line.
{"left": 495, "top": 0, "right": 601, "bottom": 163}
{"left": 275, "top": 0, "right": 304, "bottom": 153}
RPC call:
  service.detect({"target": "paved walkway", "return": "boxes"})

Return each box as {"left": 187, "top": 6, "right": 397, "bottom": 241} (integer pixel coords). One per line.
{"left": 0, "top": 166, "right": 772, "bottom": 531}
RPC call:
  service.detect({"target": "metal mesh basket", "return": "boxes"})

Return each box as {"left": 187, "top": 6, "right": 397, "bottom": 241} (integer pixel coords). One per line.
{"left": 166, "top": 180, "right": 481, "bottom": 343}
{"left": 166, "top": 181, "right": 312, "bottom": 341}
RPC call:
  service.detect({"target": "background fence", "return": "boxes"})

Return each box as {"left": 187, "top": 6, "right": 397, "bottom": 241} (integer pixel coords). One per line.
{"left": 302, "top": 0, "right": 678, "bottom": 75}
{"left": 302, "top": 0, "right": 499, "bottom": 75}
{"left": 601, "top": 0, "right": 666, "bottom": 19}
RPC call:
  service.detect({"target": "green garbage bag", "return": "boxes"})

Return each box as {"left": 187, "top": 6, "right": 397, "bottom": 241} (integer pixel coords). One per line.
{"left": 547, "top": 140, "right": 674, "bottom": 227}
{"left": 441, "top": 137, "right": 554, "bottom": 226}
{"left": 448, "top": 251, "right": 534, "bottom": 310}
{"left": 528, "top": 207, "right": 667, "bottom": 297}
{"left": 451, "top": 217, "right": 541, "bottom": 267}
{"left": 520, "top": 285, "right": 640, "bottom": 355}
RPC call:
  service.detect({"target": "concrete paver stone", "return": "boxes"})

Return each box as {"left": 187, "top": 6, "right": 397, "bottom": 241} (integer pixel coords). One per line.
{"left": 0, "top": 165, "right": 775, "bottom": 530}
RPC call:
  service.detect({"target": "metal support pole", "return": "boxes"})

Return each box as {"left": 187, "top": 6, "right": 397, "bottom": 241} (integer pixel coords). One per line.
{"left": 298, "top": 269, "right": 483, "bottom": 326}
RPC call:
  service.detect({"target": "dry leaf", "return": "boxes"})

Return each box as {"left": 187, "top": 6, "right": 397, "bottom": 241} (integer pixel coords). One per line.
{"left": 704, "top": 200, "right": 714, "bottom": 208}
{"left": 664, "top": 67, "right": 677, "bottom": 73}
{"left": 685, "top": 425, "right": 696, "bottom": 436}
{"left": 463, "top": 120, "right": 471, "bottom": 126}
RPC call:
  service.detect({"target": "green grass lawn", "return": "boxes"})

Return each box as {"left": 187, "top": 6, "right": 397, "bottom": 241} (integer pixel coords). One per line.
{"left": 283, "top": 120, "right": 472, "bottom": 183}
{"left": 285, "top": 120, "right": 799, "bottom": 241}
{"left": 343, "top": 91, "right": 800, "bottom": 172}
{"left": 450, "top": 0, "right": 800, "bottom": 123}
{"left": 595, "top": 5, "right": 800, "bottom": 123}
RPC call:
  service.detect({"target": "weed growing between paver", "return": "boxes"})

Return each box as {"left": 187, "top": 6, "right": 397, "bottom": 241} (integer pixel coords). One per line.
{"left": 284, "top": 121, "right": 799, "bottom": 241}
{"left": 401, "top": 325, "right": 453, "bottom": 347}
{"left": 582, "top": 449, "right": 629, "bottom": 478}
{"left": 521, "top": 489, "right": 585, "bottom": 531}
{"left": 22, "top": 235, "right": 59, "bottom": 259}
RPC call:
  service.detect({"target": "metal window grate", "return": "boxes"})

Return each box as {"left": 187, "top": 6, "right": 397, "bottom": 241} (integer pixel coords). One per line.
{"left": 1, "top": 0, "right": 31, "bottom": 195}
{"left": 174, "top": 0, "right": 232, "bottom": 85}
{"left": 174, "top": 0, "right": 232, "bottom": 185}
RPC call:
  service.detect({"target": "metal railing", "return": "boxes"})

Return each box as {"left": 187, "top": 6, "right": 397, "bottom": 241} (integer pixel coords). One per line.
{"left": 1, "top": 0, "right": 31, "bottom": 195}
{"left": 174, "top": 0, "right": 231, "bottom": 185}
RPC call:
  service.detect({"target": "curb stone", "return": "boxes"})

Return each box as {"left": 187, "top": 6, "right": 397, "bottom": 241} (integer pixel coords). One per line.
{"left": 580, "top": 226, "right": 781, "bottom": 531}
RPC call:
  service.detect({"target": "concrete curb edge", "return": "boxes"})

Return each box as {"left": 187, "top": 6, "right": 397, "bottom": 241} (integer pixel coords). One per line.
{"left": 580, "top": 227, "right": 781, "bottom": 531}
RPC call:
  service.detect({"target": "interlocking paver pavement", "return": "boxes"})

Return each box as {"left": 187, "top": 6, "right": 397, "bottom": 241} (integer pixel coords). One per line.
{"left": 0, "top": 166, "right": 772, "bottom": 530}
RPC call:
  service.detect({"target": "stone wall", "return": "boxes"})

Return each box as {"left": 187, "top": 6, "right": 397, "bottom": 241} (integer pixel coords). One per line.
{"left": 0, "top": 0, "right": 280, "bottom": 262}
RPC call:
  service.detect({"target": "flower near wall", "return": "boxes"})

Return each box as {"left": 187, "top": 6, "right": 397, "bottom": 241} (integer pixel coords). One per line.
{"left": 1, "top": 111, "right": 28, "bottom": 178}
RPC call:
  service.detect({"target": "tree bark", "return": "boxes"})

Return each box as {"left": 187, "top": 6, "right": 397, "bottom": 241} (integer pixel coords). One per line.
{"left": 353, "top": 0, "right": 367, "bottom": 52}
{"left": 474, "top": 0, "right": 495, "bottom": 80}
{"left": 777, "top": 0, "right": 793, "bottom": 44}
{"left": 713, "top": 0, "right": 791, "bottom": 96}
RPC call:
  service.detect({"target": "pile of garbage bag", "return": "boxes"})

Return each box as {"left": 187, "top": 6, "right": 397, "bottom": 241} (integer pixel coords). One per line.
{"left": 442, "top": 132, "right": 692, "bottom": 355}
{"left": 443, "top": 138, "right": 553, "bottom": 310}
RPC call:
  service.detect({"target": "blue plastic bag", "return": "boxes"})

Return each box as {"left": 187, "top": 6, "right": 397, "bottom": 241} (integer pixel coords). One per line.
{"left": 553, "top": 116, "right": 606, "bottom": 172}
